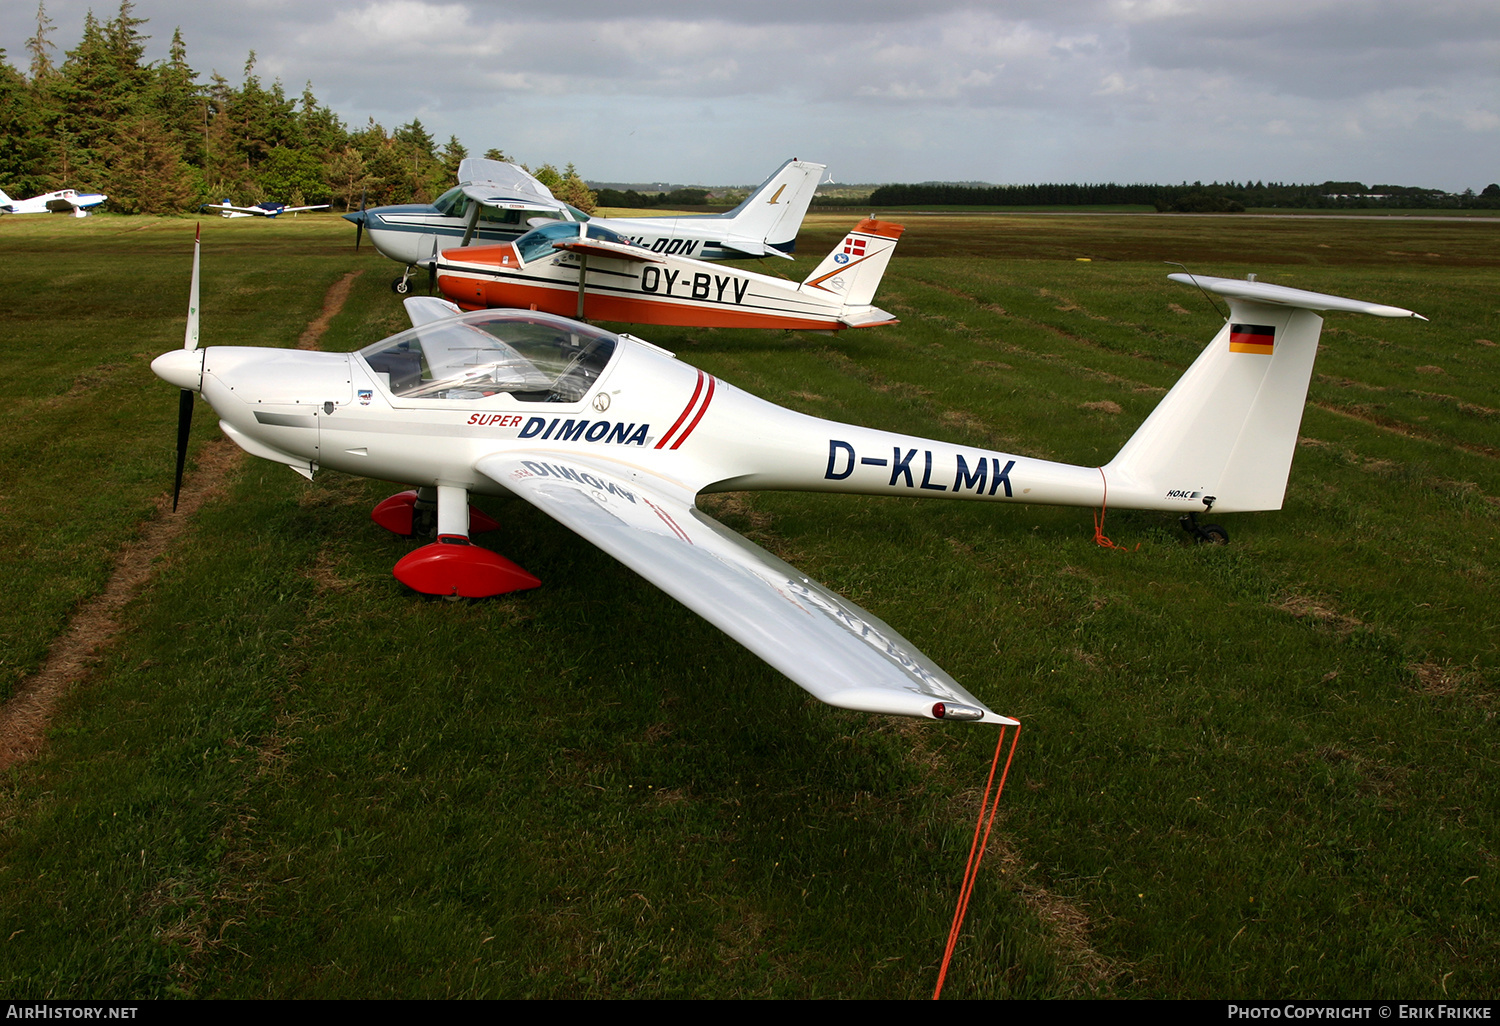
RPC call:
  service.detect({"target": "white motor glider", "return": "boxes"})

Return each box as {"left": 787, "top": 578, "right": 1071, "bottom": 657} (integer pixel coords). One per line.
{"left": 432, "top": 217, "right": 902, "bottom": 331}
{"left": 345, "top": 157, "right": 827, "bottom": 295}
{"left": 205, "top": 200, "right": 331, "bottom": 218}
{"left": 0, "top": 187, "right": 107, "bottom": 217}
{"left": 151, "top": 235, "right": 1423, "bottom": 725}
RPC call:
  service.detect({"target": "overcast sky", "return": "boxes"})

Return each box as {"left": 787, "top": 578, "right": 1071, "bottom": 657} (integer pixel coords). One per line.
{"left": 4, "top": 0, "right": 1496, "bottom": 190}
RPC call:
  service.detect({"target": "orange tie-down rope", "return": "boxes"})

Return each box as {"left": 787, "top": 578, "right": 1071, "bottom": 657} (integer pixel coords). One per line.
{"left": 1092, "top": 467, "right": 1138, "bottom": 552}
{"left": 933, "top": 721, "right": 1021, "bottom": 1000}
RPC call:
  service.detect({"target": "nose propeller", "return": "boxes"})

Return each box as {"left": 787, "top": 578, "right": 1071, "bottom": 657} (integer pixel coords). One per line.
{"left": 171, "top": 224, "right": 202, "bottom": 511}
{"left": 354, "top": 189, "right": 366, "bottom": 250}
{"left": 173, "top": 387, "right": 193, "bottom": 510}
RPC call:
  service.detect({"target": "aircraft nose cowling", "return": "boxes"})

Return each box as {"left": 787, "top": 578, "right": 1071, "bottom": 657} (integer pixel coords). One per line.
{"left": 152, "top": 348, "right": 203, "bottom": 391}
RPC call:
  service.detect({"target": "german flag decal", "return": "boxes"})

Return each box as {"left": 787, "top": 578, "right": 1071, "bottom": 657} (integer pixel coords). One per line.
{"left": 1229, "top": 323, "right": 1275, "bottom": 355}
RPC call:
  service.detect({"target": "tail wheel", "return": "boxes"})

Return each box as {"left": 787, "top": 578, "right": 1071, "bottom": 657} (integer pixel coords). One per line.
{"left": 1179, "top": 513, "right": 1229, "bottom": 545}
{"left": 1199, "top": 523, "right": 1229, "bottom": 545}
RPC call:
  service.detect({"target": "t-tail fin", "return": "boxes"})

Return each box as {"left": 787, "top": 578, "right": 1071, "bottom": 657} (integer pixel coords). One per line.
{"left": 799, "top": 218, "right": 904, "bottom": 311}
{"left": 716, "top": 158, "right": 826, "bottom": 257}
{"left": 1102, "top": 275, "right": 1426, "bottom": 514}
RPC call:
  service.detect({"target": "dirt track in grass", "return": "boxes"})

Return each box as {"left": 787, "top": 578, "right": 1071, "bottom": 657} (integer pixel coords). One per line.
{"left": 0, "top": 271, "right": 362, "bottom": 771}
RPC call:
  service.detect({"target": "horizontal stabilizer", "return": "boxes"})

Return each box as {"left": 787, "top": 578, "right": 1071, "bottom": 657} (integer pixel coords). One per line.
{"left": 1168, "top": 274, "right": 1427, "bottom": 320}
{"left": 719, "top": 239, "right": 795, "bottom": 260}
{"left": 838, "top": 307, "right": 900, "bottom": 329}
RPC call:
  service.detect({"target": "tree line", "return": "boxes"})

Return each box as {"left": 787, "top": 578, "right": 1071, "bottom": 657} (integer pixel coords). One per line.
{"left": 851, "top": 180, "right": 1500, "bottom": 211}
{"left": 0, "top": 1, "right": 597, "bottom": 214}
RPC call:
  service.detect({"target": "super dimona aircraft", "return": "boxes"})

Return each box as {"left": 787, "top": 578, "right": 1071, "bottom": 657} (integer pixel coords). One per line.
{"left": 152, "top": 232, "right": 1423, "bottom": 726}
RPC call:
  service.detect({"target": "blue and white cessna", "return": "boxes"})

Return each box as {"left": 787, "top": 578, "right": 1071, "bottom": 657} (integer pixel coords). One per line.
{"left": 345, "top": 157, "right": 826, "bottom": 295}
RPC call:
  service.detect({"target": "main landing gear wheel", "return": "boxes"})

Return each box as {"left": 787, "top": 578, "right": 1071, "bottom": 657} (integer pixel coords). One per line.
{"left": 1179, "top": 513, "right": 1228, "bottom": 545}
{"left": 391, "top": 276, "right": 411, "bottom": 295}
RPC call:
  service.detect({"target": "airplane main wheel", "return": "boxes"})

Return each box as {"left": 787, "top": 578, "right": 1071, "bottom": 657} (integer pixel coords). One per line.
{"left": 1199, "top": 524, "right": 1229, "bottom": 545}
{"left": 391, "top": 276, "right": 411, "bottom": 295}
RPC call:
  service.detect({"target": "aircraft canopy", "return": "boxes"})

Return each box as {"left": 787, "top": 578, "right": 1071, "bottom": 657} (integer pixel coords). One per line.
{"left": 358, "top": 309, "right": 618, "bottom": 403}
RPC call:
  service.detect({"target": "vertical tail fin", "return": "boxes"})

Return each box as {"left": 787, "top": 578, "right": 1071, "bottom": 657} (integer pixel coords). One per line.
{"left": 1103, "top": 275, "right": 1425, "bottom": 514}
{"left": 717, "top": 159, "right": 826, "bottom": 255}
{"left": 800, "top": 218, "right": 904, "bottom": 310}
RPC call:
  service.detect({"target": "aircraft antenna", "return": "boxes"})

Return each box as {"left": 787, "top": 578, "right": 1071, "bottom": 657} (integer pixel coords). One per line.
{"left": 1165, "top": 261, "right": 1227, "bottom": 321}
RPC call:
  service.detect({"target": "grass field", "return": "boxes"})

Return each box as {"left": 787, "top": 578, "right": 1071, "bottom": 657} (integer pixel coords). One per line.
{"left": 0, "top": 210, "right": 1496, "bottom": 998}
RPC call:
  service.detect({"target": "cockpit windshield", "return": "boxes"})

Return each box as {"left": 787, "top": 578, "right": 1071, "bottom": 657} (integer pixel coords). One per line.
{"left": 514, "top": 221, "right": 635, "bottom": 263}
{"left": 358, "top": 309, "right": 619, "bottom": 403}
{"left": 431, "top": 187, "right": 526, "bottom": 227}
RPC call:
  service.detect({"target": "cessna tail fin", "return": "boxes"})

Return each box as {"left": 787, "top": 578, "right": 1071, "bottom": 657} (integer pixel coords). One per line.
{"left": 799, "top": 219, "right": 904, "bottom": 313}
{"left": 716, "top": 158, "right": 826, "bottom": 257}
{"left": 1103, "top": 275, "right": 1426, "bottom": 514}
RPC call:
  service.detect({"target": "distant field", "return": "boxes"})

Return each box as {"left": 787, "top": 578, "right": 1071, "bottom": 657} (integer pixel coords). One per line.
{"left": 813, "top": 205, "right": 1500, "bottom": 218}
{"left": 0, "top": 211, "right": 1496, "bottom": 998}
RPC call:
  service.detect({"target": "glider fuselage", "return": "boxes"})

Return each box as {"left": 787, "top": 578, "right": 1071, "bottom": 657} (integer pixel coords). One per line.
{"left": 176, "top": 328, "right": 1103, "bottom": 511}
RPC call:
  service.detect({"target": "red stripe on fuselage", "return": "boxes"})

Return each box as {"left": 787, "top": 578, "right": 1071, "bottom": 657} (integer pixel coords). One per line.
{"left": 656, "top": 370, "right": 706, "bottom": 449}
{"left": 670, "top": 374, "right": 715, "bottom": 450}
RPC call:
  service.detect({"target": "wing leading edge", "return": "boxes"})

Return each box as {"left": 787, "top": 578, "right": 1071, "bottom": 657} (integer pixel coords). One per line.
{"left": 476, "top": 452, "right": 1012, "bottom": 724}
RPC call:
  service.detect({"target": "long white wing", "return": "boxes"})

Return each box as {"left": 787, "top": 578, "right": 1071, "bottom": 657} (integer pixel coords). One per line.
{"left": 476, "top": 452, "right": 1012, "bottom": 724}
{"left": 205, "top": 203, "right": 265, "bottom": 216}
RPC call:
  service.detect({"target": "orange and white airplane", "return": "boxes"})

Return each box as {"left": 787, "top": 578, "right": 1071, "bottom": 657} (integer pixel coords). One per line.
{"left": 431, "top": 217, "right": 904, "bottom": 331}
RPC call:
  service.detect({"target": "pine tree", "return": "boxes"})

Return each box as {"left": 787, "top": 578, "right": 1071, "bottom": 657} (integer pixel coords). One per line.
{"left": 0, "top": 48, "right": 53, "bottom": 195}
{"left": 103, "top": 111, "right": 194, "bottom": 213}
{"left": 440, "top": 135, "right": 467, "bottom": 178}
{"left": 25, "top": 1, "right": 56, "bottom": 85}
{"left": 558, "top": 162, "right": 596, "bottom": 213}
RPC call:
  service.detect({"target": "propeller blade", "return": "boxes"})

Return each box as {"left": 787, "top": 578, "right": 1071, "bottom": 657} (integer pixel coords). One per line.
{"left": 185, "top": 223, "right": 201, "bottom": 351}
{"left": 427, "top": 258, "right": 436, "bottom": 295}
{"left": 174, "top": 225, "right": 202, "bottom": 510}
{"left": 355, "top": 189, "right": 366, "bottom": 250}
{"left": 173, "top": 387, "right": 193, "bottom": 511}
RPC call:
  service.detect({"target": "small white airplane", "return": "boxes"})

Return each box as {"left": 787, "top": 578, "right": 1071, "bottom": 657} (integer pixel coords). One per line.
{"left": 0, "top": 187, "right": 107, "bottom": 217}
{"left": 431, "top": 217, "right": 903, "bottom": 331}
{"left": 205, "top": 200, "right": 331, "bottom": 218}
{"left": 345, "top": 157, "right": 827, "bottom": 295}
{"left": 151, "top": 233, "right": 1423, "bottom": 724}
